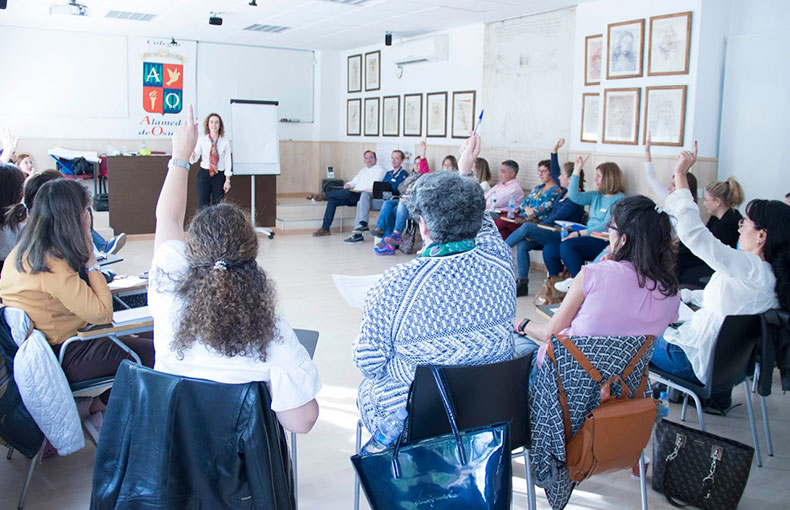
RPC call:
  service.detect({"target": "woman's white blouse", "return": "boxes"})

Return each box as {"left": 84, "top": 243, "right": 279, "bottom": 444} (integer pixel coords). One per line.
{"left": 148, "top": 240, "right": 321, "bottom": 412}
{"left": 191, "top": 134, "right": 233, "bottom": 176}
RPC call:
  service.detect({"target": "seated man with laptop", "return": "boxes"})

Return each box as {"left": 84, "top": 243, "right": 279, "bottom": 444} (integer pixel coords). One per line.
{"left": 312, "top": 150, "right": 385, "bottom": 237}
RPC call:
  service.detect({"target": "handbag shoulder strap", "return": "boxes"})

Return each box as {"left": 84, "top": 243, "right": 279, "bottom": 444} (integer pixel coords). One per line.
{"left": 546, "top": 341, "right": 573, "bottom": 443}
{"left": 555, "top": 334, "right": 602, "bottom": 382}
{"left": 623, "top": 336, "right": 655, "bottom": 398}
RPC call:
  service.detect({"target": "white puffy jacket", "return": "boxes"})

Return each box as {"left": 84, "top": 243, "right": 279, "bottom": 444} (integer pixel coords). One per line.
{"left": 4, "top": 307, "right": 84, "bottom": 455}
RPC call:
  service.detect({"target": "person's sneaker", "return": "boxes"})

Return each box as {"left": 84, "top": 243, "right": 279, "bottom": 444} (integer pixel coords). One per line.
{"left": 374, "top": 242, "right": 395, "bottom": 256}
{"left": 105, "top": 233, "right": 127, "bottom": 255}
{"left": 553, "top": 277, "right": 574, "bottom": 293}
{"left": 369, "top": 226, "right": 384, "bottom": 237}
{"left": 312, "top": 228, "right": 331, "bottom": 237}
{"left": 354, "top": 222, "right": 370, "bottom": 232}
{"left": 345, "top": 233, "right": 364, "bottom": 243}
{"left": 516, "top": 278, "right": 529, "bottom": 297}
{"left": 384, "top": 231, "right": 403, "bottom": 246}
{"left": 83, "top": 411, "right": 105, "bottom": 445}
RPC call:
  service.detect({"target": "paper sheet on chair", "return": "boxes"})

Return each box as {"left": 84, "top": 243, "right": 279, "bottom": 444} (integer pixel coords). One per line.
{"left": 332, "top": 274, "right": 382, "bottom": 309}
{"left": 113, "top": 306, "right": 151, "bottom": 325}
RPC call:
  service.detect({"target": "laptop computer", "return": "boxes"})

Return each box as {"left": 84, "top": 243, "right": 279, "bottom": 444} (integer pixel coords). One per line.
{"left": 372, "top": 181, "right": 396, "bottom": 200}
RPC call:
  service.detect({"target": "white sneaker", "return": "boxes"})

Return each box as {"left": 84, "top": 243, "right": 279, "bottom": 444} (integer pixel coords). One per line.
{"left": 553, "top": 277, "right": 574, "bottom": 293}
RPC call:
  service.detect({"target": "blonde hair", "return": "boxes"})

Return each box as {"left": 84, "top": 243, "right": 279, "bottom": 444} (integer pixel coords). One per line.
{"left": 596, "top": 162, "right": 626, "bottom": 195}
{"left": 705, "top": 177, "right": 744, "bottom": 208}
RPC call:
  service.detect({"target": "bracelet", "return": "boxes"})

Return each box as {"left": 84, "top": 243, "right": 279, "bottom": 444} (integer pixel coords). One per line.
{"left": 86, "top": 263, "right": 101, "bottom": 273}
{"left": 168, "top": 158, "right": 190, "bottom": 170}
{"left": 517, "top": 317, "right": 531, "bottom": 336}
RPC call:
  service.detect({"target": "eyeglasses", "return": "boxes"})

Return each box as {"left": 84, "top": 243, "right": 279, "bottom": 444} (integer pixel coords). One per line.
{"left": 739, "top": 217, "right": 766, "bottom": 232}
{"left": 606, "top": 222, "right": 619, "bottom": 233}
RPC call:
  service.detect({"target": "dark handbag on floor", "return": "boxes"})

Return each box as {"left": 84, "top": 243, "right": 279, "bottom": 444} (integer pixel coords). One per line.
{"left": 398, "top": 219, "right": 420, "bottom": 255}
{"left": 652, "top": 419, "right": 754, "bottom": 510}
{"left": 350, "top": 367, "right": 512, "bottom": 510}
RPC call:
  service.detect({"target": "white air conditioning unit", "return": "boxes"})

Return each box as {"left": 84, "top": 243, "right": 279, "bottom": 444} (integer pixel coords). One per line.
{"left": 391, "top": 34, "right": 449, "bottom": 66}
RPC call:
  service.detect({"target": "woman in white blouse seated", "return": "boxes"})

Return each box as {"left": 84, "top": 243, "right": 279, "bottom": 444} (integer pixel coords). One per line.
{"left": 651, "top": 144, "right": 790, "bottom": 409}
{"left": 149, "top": 106, "right": 320, "bottom": 433}
{"left": 190, "top": 112, "right": 232, "bottom": 208}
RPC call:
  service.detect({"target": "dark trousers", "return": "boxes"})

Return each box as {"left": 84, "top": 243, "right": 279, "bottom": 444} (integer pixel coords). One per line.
{"left": 494, "top": 217, "right": 521, "bottom": 240}
{"left": 543, "top": 236, "right": 608, "bottom": 276}
{"left": 321, "top": 189, "right": 361, "bottom": 230}
{"left": 197, "top": 169, "right": 225, "bottom": 208}
{"left": 54, "top": 334, "right": 154, "bottom": 404}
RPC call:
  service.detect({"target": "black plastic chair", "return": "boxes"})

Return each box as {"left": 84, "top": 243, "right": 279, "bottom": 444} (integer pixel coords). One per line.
{"left": 650, "top": 314, "right": 764, "bottom": 466}
{"left": 353, "top": 352, "right": 535, "bottom": 510}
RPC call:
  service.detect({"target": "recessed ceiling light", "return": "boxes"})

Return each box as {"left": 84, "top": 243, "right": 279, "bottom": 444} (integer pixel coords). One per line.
{"left": 105, "top": 10, "right": 156, "bottom": 22}
{"left": 244, "top": 24, "right": 291, "bottom": 33}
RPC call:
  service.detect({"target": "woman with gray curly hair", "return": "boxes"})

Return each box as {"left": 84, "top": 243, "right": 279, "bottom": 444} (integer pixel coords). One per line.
{"left": 353, "top": 134, "right": 517, "bottom": 433}
{"left": 149, "top": 106, "right": 320, "bottom": 434}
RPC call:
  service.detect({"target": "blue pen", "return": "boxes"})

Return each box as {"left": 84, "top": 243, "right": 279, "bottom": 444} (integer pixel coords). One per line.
{"left": 472, "top": 109, "right": 484, "bottom": 135}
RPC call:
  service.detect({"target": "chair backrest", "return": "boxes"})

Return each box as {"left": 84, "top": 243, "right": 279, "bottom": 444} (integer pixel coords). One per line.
{"left": 709, "top": 315, "right": 761, "bottom": 391}
{"left": 404, "top": 352, "right": 533, "bottom": 450}
{"left": 293, "top": 329, "right": 318, "bottom": 359}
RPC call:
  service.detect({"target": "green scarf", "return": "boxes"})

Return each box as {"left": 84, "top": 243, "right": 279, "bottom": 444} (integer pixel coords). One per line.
{"left": 419, "top": 239, "right": 476, "bottom": 258}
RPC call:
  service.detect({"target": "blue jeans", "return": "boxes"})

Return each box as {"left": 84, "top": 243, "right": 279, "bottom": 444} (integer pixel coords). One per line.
{"left": 91, "top": 229, "right": 107, "bottom": 252}
{"left": 513, "top": 333, "right": 541, "bottom": 387}
{"left": 321, "top": 189, "right": 361, "bottom": 230}
{"left": 649, "top": 335, "right": 702, "bottom": 384}
{"left": 505, "top": 223, "right": 561, "bottom": 280}
{"left": 559, "top": 236, "right": 608, "bottom": 276}
{"left": 375, "top": 200, "right": 399, "bottom": 236}
{"left": 393, "top": 201, "right": 410, "bottom": 234}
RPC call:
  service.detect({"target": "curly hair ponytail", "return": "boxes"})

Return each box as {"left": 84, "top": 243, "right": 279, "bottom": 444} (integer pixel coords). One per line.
{"left": 173, "top": 203, "right": 277, "bottom": 361}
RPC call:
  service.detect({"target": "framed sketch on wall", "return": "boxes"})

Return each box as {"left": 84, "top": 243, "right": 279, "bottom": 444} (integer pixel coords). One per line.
{"left": 347, "top": 54, "right": 362, "bottom": 93}
{"left": 584, "top": 35, "right": 603, "bottom": 85}
{"left": 382, "top": 95, "right": 400, "bottom": 137}
{"left": 403, "top": 93, "right": 423, "bottom": 137}
{"left": 363, "top": 97, "right": 379, "bottom": 136}
{"left": 648, "top": 12, "right": 692, "bottom": 76}
{"left": 607, "top": 19, "right": 644, "bottom": 79}
{"left": 580, "top": 93, "right": 600, "bottom": 143}
{"left": 602, "top": 87, "right": 641, "bottom": 145}
{"left": 364, "top": 51, "right": 380, "bottom": 91}
{"left": 644, "top": 85, "right": 686, "bottom": 146}
{"left": 451, "top": 90, "right": 476, "bottom": 138}
{"left": 347, "top": 98, "right": 361, "bottom": 136}
{"left": 426, "top": 92, "right": 447, "bottom": 138}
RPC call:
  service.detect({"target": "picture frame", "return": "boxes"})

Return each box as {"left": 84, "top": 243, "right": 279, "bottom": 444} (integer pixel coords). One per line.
{"left": 363, "top": 97, "right": 379, "bottom": 136}
{"left": 451, "top": 90, "right": 476, "bottom": 139}
{"left": 580, "top": 93, "right": 601, "bottom": 143}
{"left": 347, "top": 54, "right": 362, "bottom": 93}
{"left": 643, "top": 85, "right": 687, "bottom": 146}
{"left": 403, "top": 93, "right": 423, "bottom": 137}
{"left": 607, "top": 19, "right": 645, "bottom": 80}
{"left": 602, "top": 87, "right": 641, "bottom": 145}
{"left": 347, "top": 98, "right": 361, "bottom": 136}
{"left": 382, "top": 95, "right": 400, "bottom": 137}
{"left": 648, "top": 11, "right": 692, "bottom": 76}
{"left": 364, "top": 50, "right": 380, "bottom": 91}
{"left": 584, "top": 34, "right": 603, "bottom": 86}
{"left": 426, "top": 91, "right": 447, "bottom": 138}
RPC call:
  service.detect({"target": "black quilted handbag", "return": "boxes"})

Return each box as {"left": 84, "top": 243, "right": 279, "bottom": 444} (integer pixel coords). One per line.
{"left": 652, "top": 419, "right": 754, "bottom": 510}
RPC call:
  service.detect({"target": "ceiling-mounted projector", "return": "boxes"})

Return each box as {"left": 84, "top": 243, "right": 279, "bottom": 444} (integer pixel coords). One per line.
{"left": 50, "top": 0, "right": 88, "bottom": 16}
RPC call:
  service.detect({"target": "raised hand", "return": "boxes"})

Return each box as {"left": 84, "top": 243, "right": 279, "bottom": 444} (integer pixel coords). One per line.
{"left": 645, "top": 130, "right": 652, "bottom": 161}
{"left": 574, "top": 154, "right": 590, "bottom": 175}
{"left": 458, "top": 133, "right": 481, "bottom": 176}
{"left": 419, "top": 140, "right": 426, "bottom": 157}
{"left": 172, "top": 104, "right": 199, "bottom": 162}
{"left": 553, "top": 137, "right": 565, "bottom": 153}
{"left": 0, "top": 127, "right": 19, "bottom": 164}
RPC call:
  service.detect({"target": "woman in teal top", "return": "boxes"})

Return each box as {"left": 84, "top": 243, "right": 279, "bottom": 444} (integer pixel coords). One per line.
{"left": 542, "top": 155, "right": 626, "bottom": 277}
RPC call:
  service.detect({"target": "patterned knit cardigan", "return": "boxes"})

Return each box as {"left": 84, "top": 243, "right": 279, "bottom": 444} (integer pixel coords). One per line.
{"left": 353, "top": 216, "right": 516, "bottom": 432}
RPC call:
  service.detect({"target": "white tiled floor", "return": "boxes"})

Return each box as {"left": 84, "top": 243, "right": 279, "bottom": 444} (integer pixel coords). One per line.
{"left": 1, "top": 231, "right": 788, "bottom": 509}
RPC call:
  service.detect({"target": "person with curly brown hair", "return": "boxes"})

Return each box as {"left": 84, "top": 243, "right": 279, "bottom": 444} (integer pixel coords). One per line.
{"left": 149, "top": 106, "right": 320, "bottom": 434}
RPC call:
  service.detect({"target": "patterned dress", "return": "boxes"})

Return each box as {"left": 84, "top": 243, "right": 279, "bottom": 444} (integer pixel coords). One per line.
{"left": 353, "top": 216, "right": 516, "bottom": 432}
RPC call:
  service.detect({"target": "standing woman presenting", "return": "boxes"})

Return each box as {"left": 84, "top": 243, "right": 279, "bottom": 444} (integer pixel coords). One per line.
{"left": 191, "top": 113, "right": 232, "bottom": 208}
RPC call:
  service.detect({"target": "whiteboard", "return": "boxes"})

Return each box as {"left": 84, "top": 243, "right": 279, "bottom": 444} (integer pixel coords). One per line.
{"left": 197, "top": 42, "right": 314, "bottom": 129}
{"left": 230, "top": 100, "right": 281, "bottom": 175}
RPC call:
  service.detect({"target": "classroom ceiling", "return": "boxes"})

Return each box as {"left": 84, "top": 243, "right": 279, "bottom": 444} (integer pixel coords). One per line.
{"left": 0, "top": 0, "right": 592, "bottom": 50}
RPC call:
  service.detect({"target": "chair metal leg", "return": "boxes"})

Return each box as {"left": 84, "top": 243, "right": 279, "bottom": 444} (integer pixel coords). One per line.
{"left": 742, "top": 380, "right": 762, "bottom": 467}
{"left": 680, "top": 394, "right": 688, "bottom": 421}
{"left": 751, "top": 362, "right": 760, "bottom": 393}
{"left": 17, "top": 441, "right": 45, "bottom": 510}
{"left": 354, "top": 419, "right": 362, "bottom": 510}
{"left": 290, "top": 431, "right": 298, "bottom": 510}
{"left": 524, "top": 448, "right": 536, "bottom": 510}
{"left": 760, "top": 395, "right": 774, "bottom": 456}
{"left": 7, "top": 446, "right": 13, "bottom": 460}
{"left": 639, "top": 450, "right": 648, "bottom": 510}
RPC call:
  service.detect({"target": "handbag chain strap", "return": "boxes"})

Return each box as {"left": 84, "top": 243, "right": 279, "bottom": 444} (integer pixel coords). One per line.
{"left": 663, "top": 432, "right": 724, "bottom": 507}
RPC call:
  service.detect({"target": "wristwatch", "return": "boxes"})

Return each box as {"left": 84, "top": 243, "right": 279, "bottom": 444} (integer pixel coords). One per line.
{"left": 168, "top": 158, "right": 190, "bottom": 170}
{"left": 517, "top": 317, "right": 531, "bottom": 335}
{"left": 86, "top": 263, "right": 101, "bottom": 273}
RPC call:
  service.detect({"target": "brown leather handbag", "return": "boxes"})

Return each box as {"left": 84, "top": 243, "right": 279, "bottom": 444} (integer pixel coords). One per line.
{"left": 547, "top": 335, "right": 657, "bottom": 483}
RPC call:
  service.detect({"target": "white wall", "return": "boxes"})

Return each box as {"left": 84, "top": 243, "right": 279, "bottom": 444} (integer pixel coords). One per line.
{"left": 334, "top": 24, "right": 484, "bottom": 150}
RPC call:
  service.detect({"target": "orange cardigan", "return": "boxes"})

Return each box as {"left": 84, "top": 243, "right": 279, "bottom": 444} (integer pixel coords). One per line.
{"left": 0, "top": 246, "right": 113, "bottom": 345}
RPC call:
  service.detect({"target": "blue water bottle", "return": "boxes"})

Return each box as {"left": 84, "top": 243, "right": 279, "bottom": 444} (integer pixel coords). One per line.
{"left": 507, "top": 194, "right": 516, "bottom": 219}
{"left": 360, "top": 407, "right": 408, "bottom": 455}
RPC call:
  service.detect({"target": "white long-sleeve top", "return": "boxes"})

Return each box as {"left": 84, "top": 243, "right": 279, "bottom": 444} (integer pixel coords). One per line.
{"left": 190, "top": 134, "right": 232, "bottom": 176}
{"left": 663, "top": 189, "right": 778, "bottom": 380}
{"left": 347, "top": 164, "right": 386, "bottom": 192}
{"left": 644, "top": 161, "right": 668, "bottom": 201}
